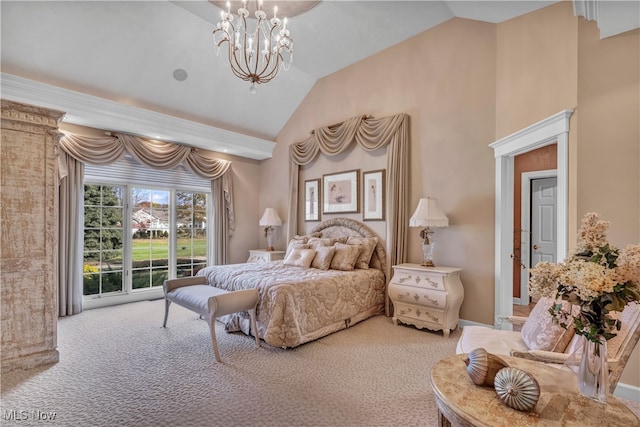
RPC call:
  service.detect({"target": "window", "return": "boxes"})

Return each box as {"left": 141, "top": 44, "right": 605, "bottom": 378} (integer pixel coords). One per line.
{"left": 83, "top": 185, "right": 125, "bottom": 296}
{"left": 176, "top": 191, "right": 207, "bottom": 277}
{"left": 83, "top": 156, "right": 211, "bottom": 304}
{"left": 131, "top": 188, "right": 170, "bottom": 290}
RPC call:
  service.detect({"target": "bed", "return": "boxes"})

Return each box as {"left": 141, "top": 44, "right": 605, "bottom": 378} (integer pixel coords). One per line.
{"left": 196, "top": 218, "right": 386, "bottom": 348}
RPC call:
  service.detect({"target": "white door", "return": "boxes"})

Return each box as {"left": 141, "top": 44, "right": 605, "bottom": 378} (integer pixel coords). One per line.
{"left": 531, "top": 177, "right": 557, "bottom": 267}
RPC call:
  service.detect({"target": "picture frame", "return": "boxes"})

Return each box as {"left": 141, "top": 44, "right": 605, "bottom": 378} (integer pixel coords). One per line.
{"left": 363, "top": 169, "right": 386, "bottom": 221}
{"left": 304, "top": 179, "right": 321, "bottom": 222}
{"left": 322, "top": 169, "right": 360, "bottom": 214}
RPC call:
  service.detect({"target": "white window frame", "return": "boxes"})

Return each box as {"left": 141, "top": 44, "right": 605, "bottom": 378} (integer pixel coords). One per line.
{"left": 83, "top": 158, "right": 212, "bottom": 309}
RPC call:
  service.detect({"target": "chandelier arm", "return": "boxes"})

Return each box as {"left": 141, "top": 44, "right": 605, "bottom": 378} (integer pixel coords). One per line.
{"left": 252, "top": 26, "right": 263, "bottom": 80}
{"left": 239, "top": 16, "right": 251, "bottom": 80}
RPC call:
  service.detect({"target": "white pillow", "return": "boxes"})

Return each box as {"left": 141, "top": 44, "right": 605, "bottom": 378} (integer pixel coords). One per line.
{"left": 283, "top": 248, "right": 316, "bottom": 268}
{"left": 520, "top": 297, "right": 577, "bottom": 352}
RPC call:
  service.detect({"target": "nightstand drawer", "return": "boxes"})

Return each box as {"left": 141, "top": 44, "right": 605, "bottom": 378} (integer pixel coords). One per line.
{"left": 393, "top": 302, "right": 445, "bottom": 326}
{"left": 393, "top": 269, "right": 445, "bottom": 290}
{"left": 388, "top": 284, "right": 447, "bottom": 309}
{"left": 247, "top": 250, "right": 285, "bottom": 263}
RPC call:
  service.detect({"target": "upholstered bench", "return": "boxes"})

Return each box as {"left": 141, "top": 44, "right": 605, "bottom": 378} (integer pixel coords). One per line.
{"left": 162, "top": 276, "right": 260, "bottom": 362}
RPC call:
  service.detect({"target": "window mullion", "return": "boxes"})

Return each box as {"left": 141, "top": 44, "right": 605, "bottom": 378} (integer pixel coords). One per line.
{"left": 124, "top": 185, "right": 133, "bottom": 293}
{"left": 169, "top": 189, "right": 177, "bottom": 278}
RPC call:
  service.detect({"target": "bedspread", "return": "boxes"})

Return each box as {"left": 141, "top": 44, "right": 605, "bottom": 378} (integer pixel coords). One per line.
{"left": 197, "top": 261, "right": 385, "bottom": 348}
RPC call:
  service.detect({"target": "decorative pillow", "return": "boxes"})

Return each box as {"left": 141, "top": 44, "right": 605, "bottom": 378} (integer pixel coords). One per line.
{"left": 307, "top": 237, "right": 346, "bottom": 249}
{"left": 330, "top": 243, "right": 362, "bottom": 271}
{"left": 520, "top": 297, "right": 578, "bottom": 352}
{"left": 285, "top": 241, "right": 310, "bottom": 258}
{"left": 283, "top": 248, "right": 316, "bottom": 268}
{"left": 346, "top": 236, "right": 379, "bottom": 269}
{"left": 311, "top": 246, "right": 336, "bottom": 270}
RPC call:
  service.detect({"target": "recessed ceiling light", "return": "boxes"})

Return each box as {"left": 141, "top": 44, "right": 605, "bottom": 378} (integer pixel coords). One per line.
{"left": 173, "top": 69, "right": 188, "bottom": 82}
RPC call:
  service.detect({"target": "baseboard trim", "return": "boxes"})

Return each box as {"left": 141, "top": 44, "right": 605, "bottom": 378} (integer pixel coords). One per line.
{"left": 614, "top": 383, "right": 640, "bottom": 402}
{"left": 458, "top": 319, "right": 492, "bottom": 329}
{"left": 83, "top": 288, "right": 164, "bottom": 310}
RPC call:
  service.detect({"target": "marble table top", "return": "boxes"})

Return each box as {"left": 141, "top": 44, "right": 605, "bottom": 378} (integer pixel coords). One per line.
{"left": 430, "top": 354, "right": 640, "bottom": 427}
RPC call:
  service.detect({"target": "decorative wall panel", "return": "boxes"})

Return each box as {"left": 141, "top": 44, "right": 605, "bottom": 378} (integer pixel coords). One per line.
{"left": 1, "top": 99, "right": 64, "bottom": 372}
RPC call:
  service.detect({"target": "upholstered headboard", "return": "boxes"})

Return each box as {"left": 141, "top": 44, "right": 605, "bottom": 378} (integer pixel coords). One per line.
{"left": 310, "top": 218, "right": 386, "bottom": 276}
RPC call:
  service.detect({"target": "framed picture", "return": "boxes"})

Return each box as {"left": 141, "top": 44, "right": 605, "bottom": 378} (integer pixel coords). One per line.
{"left": 323, "top": 169, "right": 360, "bottom": 214}
{"left": 304, "top": 179, "right": 321, "bottom": 222}
{"left": 363, "top": 169, "right": 386, "bottom": 221}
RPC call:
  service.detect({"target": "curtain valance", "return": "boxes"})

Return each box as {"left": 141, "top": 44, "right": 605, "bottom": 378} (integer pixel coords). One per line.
{"left": 287, "top": 113, "right": 410, "bottom": 315}
{"left": 58, "top": 133, "right": 231, "bottom": 180}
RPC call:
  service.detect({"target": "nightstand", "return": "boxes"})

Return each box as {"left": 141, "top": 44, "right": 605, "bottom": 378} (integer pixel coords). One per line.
{"left": 388, "top": 263, "right": 464, "bottom": 337}
{"left": 247, "top": 249, "right": 286, "bottom": 263}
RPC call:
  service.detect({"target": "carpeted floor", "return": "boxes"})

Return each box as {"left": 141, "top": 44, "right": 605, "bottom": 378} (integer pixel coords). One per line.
{"left": 1, "top": 300, "right": 639, "bottom": 426}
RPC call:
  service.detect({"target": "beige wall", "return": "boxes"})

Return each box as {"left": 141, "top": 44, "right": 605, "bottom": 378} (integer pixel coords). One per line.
{"left": 575, "top": 20, "right": 640, "bottom": 389}
{"left": 495, "top": 2, "right": 579, "bottom": 138}
{"left": 265, "top": 3, "right": 640, "bottom": 388}
{"left": 496, "top": 1, "right": 640, "bottom": 390}
{"left": 270, "top": 17, "right": 498, "bottom": 325}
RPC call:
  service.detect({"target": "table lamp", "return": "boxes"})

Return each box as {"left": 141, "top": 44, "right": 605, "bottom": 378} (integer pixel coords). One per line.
{"left": 409, "top": 197, "right": 449, "bottom": 267}
{"left": 259, "top": 208, "right": 282, "bottom": 251}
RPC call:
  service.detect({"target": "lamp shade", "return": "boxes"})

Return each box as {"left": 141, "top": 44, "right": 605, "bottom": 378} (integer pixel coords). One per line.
{"left": 409, "top": 198, "right": 449, "bottom": 228}
{"left": 259, "top": 208, "right": 282, "bottom": 227}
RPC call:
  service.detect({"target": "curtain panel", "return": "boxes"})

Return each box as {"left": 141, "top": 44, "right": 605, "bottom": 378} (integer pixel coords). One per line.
{"left": 288, "top": 113, "right": 410, "bottom": 315}
{"left": 57, "top": 132, "right": 235, "bottom": 316}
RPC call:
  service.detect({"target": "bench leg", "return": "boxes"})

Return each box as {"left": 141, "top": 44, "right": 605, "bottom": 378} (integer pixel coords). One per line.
{"left": 162, "top": 299, "right": 171, "bottom": 327}
{"left": 249, "top": 308, "right": 261, "bottom": 348}
{"left": 207, "top": 313, "right": 222, "bottom": 362}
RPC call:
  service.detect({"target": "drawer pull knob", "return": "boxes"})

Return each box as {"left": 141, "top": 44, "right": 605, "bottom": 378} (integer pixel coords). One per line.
{"left": 398, "top": 276, "right": 410, "bottom": 284}
{"left": 413, "top": 293, "right": 420, "bottom": 301}
{"left": 426, "top": 313, "right": 439, "bottom": 322}
{"left": 427, "top": 278, "right": 439, "bottom": 288}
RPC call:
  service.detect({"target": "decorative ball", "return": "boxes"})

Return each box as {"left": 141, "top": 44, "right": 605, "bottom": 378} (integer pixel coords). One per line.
{"left": 493, "top": 367, "right": 540, "bottom": 412}
{"left": 464, "top": 347, "right": 510, "bottom": 387}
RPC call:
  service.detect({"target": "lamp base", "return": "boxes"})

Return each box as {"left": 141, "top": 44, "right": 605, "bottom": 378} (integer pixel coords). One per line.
{"left": 421, "top": 237, "right": 436, "bottom": 268}
{"left": 266, "top": 232, "right": 275, "bottom": 252}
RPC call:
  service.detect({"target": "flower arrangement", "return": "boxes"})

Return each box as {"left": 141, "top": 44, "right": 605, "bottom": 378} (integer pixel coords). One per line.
{"left": 529, "top": 212, "right": 640, "bottom": 343}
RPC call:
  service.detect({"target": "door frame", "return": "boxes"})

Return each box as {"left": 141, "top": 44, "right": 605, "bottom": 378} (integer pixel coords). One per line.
{"left": 516, "top": 170, "right": 557, "bottom": 306}
{"left": 489, "top": 110, "right": 572, "bottom": 328}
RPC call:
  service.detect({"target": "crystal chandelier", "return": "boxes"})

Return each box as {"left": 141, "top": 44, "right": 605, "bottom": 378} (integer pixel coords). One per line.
{"left": 212, "top": 0, "right": 293, "bottom": 94}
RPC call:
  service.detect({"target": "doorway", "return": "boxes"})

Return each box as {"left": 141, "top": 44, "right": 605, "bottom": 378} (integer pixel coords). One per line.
{"left": 489, "top": 110, "right": 572, "bottom": 327}
{"left": 517, "top": 173, "right": 557, "bottom": 306}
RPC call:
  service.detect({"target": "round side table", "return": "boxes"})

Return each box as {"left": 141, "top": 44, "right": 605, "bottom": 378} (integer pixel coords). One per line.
{"left": 430, "top": 354, "right": 640, "bottom": 427}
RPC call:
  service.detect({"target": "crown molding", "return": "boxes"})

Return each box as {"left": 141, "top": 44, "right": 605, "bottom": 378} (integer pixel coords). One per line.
{"left": 573, "top": 0, "right": 640, "bottom": 39}
{"left": 0, "top": 73, "right": 276, "bottom": 160}
{"left": 573, "top": 0, "right": 599, "bottom": 22}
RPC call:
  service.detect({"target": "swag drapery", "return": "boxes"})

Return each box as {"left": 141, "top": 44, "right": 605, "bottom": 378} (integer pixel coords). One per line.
{"left": 57, "top": 132, "right": 234, "bottom": 317}
{"left": 288, "top": 113, "right": 410, "bottom": 314}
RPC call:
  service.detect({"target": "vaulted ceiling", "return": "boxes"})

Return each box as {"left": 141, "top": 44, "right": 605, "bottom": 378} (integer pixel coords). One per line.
{"left": 1, "top": 1, "right": 637, "bottom": 159}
